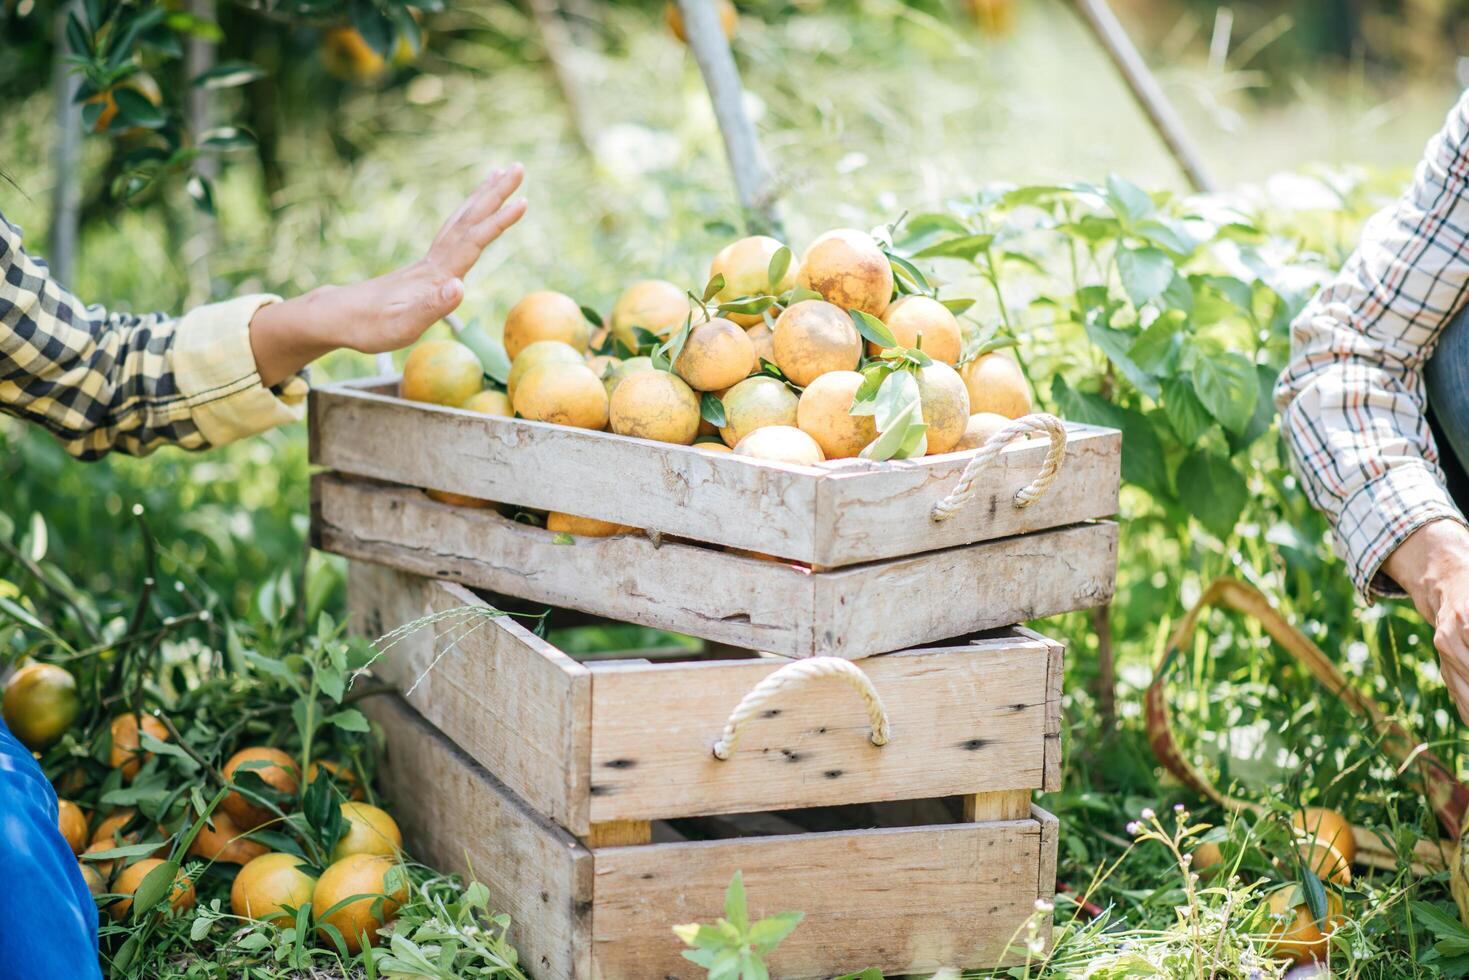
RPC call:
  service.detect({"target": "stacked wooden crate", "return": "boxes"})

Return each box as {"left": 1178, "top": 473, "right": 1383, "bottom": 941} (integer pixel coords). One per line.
{"left": 309, "top": 375, "right": 1121, "bottom": 979}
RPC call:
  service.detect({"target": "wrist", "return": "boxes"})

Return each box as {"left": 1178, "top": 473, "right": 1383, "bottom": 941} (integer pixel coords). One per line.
{"left": 1384, "top": 518, "right": 1469, "bottom": 618}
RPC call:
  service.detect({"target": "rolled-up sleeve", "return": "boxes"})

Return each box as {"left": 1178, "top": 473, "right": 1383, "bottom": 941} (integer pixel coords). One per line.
{"left": 1275, "top": 88, "right": 1469, "bottom": 597}
{"left": 0, "top": 212, "right": 306, "bottom": 459}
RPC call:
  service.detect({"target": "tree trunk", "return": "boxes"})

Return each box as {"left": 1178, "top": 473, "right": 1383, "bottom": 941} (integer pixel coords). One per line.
{"left": 183, "top": 0, "right": 218, "bottom": 305}
{"left": 48, "top": 0, "right": 83, "bottom": 285}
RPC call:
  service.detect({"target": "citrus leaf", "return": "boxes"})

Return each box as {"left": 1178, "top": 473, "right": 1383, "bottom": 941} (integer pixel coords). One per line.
{"left": 766, "top": 246, "right": 792, "bottom": 292}
{"left": 456, "top": 320, "right": 510, "bottom": 385}
{"left": 939, "top": 298, "right": 976, "bottom": 315}
{"left": 913, "top": 233, "right": 994, "bottom": 262}
{"left": 885, "top": 251, "right": 931, "bottom": 294}
{"left": 700, "top": 392, "right": 727, "bottom": 428}
{"left": 717, "top": 295, "right": 775, "bottom": 316}
{"left": 111, "top": 86, "right": 165, "bottom": 130}
{"left": 859, "top": 400, "right": 926, "bottom": 462}
{"left": 580, "top": 305, "right": 603, "bottom": 327}
{"left": 130, "top": 859, "right": 180, "bottom": 920}
{"left": 849, "top": 309, "right": 896, "bottom": 349}
{"left": 191, "top": 60, "right": 264, "bottom": 89}
{"left": 702, "top": 273, "right": 726, "bottom": 304}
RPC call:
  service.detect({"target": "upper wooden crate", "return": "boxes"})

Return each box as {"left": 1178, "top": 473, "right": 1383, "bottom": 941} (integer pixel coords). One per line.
{"left": 309, "top": 377, "right": 1121, "bottom": 568}
{"left": 348, "top": 561, "right": 1062, "bottom": 840}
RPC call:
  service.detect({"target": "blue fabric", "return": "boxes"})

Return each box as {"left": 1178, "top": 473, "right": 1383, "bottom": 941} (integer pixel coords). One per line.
{"left": 1426, "top": 304, "right": 1469, "bottom": 479}
{"left": 0, "top": 716, "right": 102, "bottom": 979}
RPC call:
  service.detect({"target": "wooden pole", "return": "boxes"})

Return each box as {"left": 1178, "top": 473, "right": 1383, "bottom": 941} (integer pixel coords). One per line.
{"left": 673, "top": 0, "right": 781, "bottom": 234}
{"left": 184, "top": 0, "right": 218, "bottom": 306}
{"left": 1071, "top": 0, "right": 1216, "bottom": 193}
{"left": 48, "top": 0, "right": 83, "bottom": 286}
{"left": 526, "top": 0, "right": 600, "bottom": 159}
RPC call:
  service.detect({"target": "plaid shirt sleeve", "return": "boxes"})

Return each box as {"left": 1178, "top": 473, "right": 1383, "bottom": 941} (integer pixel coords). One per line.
{"left": 1275, "top": 88, "right": 1469, "bottom": 599}
{"left": 0, "top": 211, "right": 307, "bottom": 460}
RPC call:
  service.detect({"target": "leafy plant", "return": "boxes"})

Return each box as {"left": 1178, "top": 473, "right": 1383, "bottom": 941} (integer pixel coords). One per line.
{"left": 673, "top": 871, "right": 805, "bottom": 980}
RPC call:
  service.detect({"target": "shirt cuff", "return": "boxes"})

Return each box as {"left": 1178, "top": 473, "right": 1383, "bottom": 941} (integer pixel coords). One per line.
{"left": 1335, "top": 460, "right": 1469, "bottom": 598}
{"left": 170, "top": 293, "right": 308, "bottom": 448}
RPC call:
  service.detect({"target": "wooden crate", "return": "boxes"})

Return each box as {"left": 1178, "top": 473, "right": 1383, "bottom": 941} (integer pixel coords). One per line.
{"left": 347, "top": 560, "right": 1063, "bottom": 841}
{"left": 364, "top": 691, "right": 1058, "bottom": 980}
{"left": 309, "top": 377, "right": 1120, "bottom": 569}
{"left": 315, "top": 473, "right": 1116, "bottom": 659}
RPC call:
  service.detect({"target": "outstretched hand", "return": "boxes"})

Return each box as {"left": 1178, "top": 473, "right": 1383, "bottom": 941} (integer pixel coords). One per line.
{"left": 1383, "top": 517, "right": 1469, "bottom": 722}
{"left": 248, "top": 164, "right": 527, "bottom": 386}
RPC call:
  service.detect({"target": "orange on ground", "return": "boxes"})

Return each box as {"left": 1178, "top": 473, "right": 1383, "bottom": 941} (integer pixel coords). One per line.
{"left": 331, "top": 802, "right": 404, "bottom": 861}
{"left": 674, "top": 318, "right": 756, "bottom": 392}
{"left": 1263, "top": 885, "right": 1345, "bottom": 965}
{"left": 798, "top": 229, "right": 893, "bottom": 318}
{"left": 3, "top": 662, "right": 80, "bottom": 750}
{"left": 91, "top": 809, "right": 138, "bottom": 848}
{"left": 719, "top": 376, "right": 799, "bottom": 447}
{"left": 57, "top": 800, "right": 87, "bottom": 855}
{"left": 506, "top": 339, "right": 584, "bottom": 401}
{"left": 1191, "top": 840, "right": 1225, "bottom": 877}
{"left": 796, "top": 371, "right": 876, "bottom": 459}
{"left": 306, "top": 760, "right": 366, "bottom": 801}
{"left": 400, "top": 339, "right": 483, "bottom": 407}
{"left": 875, "top": 296, "right": 962, "bottom": 364}
{"left": 221, "top": 747, "right": 301, "bottom": 830}
{"left": 609, "top": 370, "right": 701, "bottom": 445}
{"left": 109, "top": 713, "right": 169, "bottom": 780}
{"left": 953, "top": 412, "right": 1014, "bottom": 452}
{"left": 666, "top": 0, "right": 738, "bottom": 43}
{"left": 232, "top": 852, "right": 318, "bottom": 926}
{"left": 512, "top": 362, "right": 609, "bottom": 430}
{"left": 547, "top": 513, "right": 636, "bottom": 537}
{"left": 80, "top": 861, "right": 106, "bottom": 898}
{"left": 1291, "top": 807, "right": 1356, "bottom": 886}
{"left": 188, "top": 807, "right": 269, "bottom": 866}
{"left": 313, "top": 853, "right": 408, "bottom": 954}
{"left": 503, "top": 290, "right": 590, "bottom": 360}
{"left": 746, "top": 323, "right": 775, "bottom": 365}
{"left": 110, "top": 858, "right": 196, "bottom": 921}
{"left": 84, "top": 840, "right": 121, "bottom": 880}
{"left": 772, "top": 300, "right": 862, "bottom": 387}
{"left": 610, "top": 280, "right": 694, "bottom": 350}
{"left": 710, "top": 235, "right": 799, "bottom": 326}
{"left": 733, "top": 425, "right": 826, "bottom": 465}
{"left": 959, "top": 352, "right": 1032, "bottom": 419}
{"left": 915, "top": 362, "right": 971, "bottom": 455}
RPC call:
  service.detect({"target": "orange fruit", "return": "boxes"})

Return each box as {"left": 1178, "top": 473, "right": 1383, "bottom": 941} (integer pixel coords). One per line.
{"left": 110, "top": 858, "right": 195, "bottom": 921}
{"left": 798, "top": 229, "right": 893, "bottom": 318}
{"left": 231, "top": 852, "right": 318, "bottom": 926}
{"left": 746, "top": 323, "right": 775, "bottom": 365}
{"left": 953, "top": 411, "right": 1014, "bottom": 452}
{"left": 313, "top": 854, "right": 408, "bottom": 954}
{"left": 109, "top": 713, "right": 169, "bottom": 780}
{"left": 306, "top": 760, "right": 366, "bottom": 802}
{"left": 3, "top": 663, "right": 80, "bottom": 750}
{"left": 610, "top": 280, "right": 694, "bottom": 351}
{"left": 503, "top": 290, "right": 590, "bottom": 360}
{"left": 79, "top": 861, "right": 106, "bottom": 899}
{"left": 331, "top": 802, "right": 404, "bottom": 861}
{"left": 771, "top": 300, "right": 862, "bottom": 387}
{"left": 321, "top": 27, "right": 387, "bottom": 81}
{"left": 400, "top": 339, "right": 484, "bottom": 407}
{"left": 695, "top": 441, "right": 733, "bottom": 453}
{"left": 1291, "top": 807, "right": 1356, "bottom": 886}
{"left": 91, "top": 809, "right": 138, "bottom": 848}
{"left": 460, "top": 389, "right": 512, "bottom": 416}
{"left": 84, "top": 840, "right": 121, "bottom": 880}
{"left": 914, "top": 362, "right": 971, "bottom": 455}
{"left": 1263, "top": 885, "right": 1346, "bottom": 965}
{"left": 512, "top": 362, "right": 609, "bottom": 430}
{"left": 733, "top": 425, "right": 825, "bottom": 465}
{"left": 546, "top": 513, "right": 637, "bottom": 537}
{"left": 719, "top": 375, "right": 799, "bottom": 447}
{"left": 710, "top": 235, "right": 799, "bottom": 326}
{"left": 506, "top": 339, "right": 584, "bottom": 401}
{"left": 674, "top": 318, "right": 757, "bottom": 392}
{"left": 57, "top": 800, "right": 88, "bottom": 855}
{"left": 609, "top": 370, "right": 702, "bottom": 445}
{"left": 665, "top": 0, "right": 738, "bottom": 43}
{"left": 796, "top": 370, "right": 877, "bottom": 459}
{"left": 221, "top": 747, "right": 301, "bottom": 830}
{"left": 187, "top": 807, "right": 269, "bottom": 866}
{"left": 959, "top": 352, "right": 1032, "bottom": 419}
{"left": 875, "top": 296, "right": 962, "bottom": 364}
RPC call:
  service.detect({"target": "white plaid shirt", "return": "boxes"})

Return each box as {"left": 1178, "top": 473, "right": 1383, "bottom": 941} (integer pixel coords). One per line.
{"left": 0, "top": 211, "right": 305, "bottom": 459}
{"left": 1276, "top": 89, "right": 1469, "bottom": 598}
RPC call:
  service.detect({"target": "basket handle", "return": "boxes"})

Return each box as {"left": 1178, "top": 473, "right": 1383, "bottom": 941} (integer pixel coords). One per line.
{"left": 711, "top": 657, "right": 891, "bottom": 760}
{"left": 931, "top": 413, "right": 1067, "bottom": 523}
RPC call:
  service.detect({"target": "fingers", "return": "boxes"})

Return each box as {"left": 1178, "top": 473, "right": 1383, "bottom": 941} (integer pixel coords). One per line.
{"left": 1434, "top": 607, "right": 1469, "bottom": 723}
{"left": 460, "top": 163, "right": 524, "bottom": 228}
{"left": 470, "top": 197, "right": 528, "bottom": 248}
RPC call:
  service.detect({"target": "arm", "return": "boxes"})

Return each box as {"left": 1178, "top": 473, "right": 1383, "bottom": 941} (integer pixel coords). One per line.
{"left": 1274, "top": 90, "right": 1469, "bottom": 714}
{"left": 0, "top": 165, "right": 525, "bottom": 458}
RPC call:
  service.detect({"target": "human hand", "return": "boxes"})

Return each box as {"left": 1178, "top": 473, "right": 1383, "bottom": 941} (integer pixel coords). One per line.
{"left": 1383, "top": 517, "right": 1469, "bottom": 721}
{"left": 249, "top": 164, "right": 527, "bottom": 384}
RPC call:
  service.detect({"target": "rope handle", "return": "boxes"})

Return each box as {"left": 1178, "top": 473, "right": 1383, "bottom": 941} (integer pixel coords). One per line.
{"left": 931, "top": 413, "right": 1068, "bottom": 523}
{"left": 711, "top": 657, "right": 891, "bottom": 760}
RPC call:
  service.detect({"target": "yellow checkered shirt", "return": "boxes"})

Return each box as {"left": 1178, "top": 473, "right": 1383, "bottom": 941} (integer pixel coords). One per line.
{"left": 1, "top": 211, "right": 306, "bottom": 459}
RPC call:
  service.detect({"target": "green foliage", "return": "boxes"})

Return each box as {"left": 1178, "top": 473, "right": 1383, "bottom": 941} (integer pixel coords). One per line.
{"left": 673, "top": 871, "right": 805, "bottom": 980}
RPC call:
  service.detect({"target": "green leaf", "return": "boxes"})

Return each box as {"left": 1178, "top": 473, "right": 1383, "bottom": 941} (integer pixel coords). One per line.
{"left": 655, "top": 315, "right": 695, "bottom": 372}
{"left": 199, "top": 127, "right": 254, "bottom": 151}
{"left": 1128, "top": 317, "right": 1180, "bottom": 375}
{"left": 1191, "top": 352, "right": 1260, "bottom": 434}
{"left": 766, "top": 247, "right": 792, "bottom": 292}
{"left": 1413, "top": 901, "right": 1469, "bottom": 942}
{"left": 939, "top": 298, "right": 975, "bottom": 316}
{"left": 130, "top": 859, "right": 180, "bottom": 920}
{"left": 1136, "top": 218, "right": 1193, "bottom": 255}
{"left": 700, "top": 392, "right": 727, "bottom": 429}
{"left": 1176, "top": 451, "right": 1247, "bottom": 538}
{"left": 859, "top": 399, "right": 927, "bottom": 462}
{"left": 191, "top": 60, "right": 264, "bottom": 88}
{"left": 913, "top": 233, "right": 995, "bottom": 262}
{"left": 1083, "top": 319, "right": 1158, "bottom": 399}
{"left": 552, "top": 532, "right": 575, "bottom": 545}
{"left": 349, "top": 0, "right": 395, "bottom": 55}
{"left": 1105, "top": 173, "right": 1154, "bottom": 225}
{"left": 326, "top": 708, "right": 369, "bottom": 732}
{"left": 84, "top": 841, "right": 167, "bottom": 861}
{"left": 703, "top": 274, "right": 727, "bottom": 304}
{"left": 456, "top": 321, "right": 511, "bottom": 385}
{"left": 1116, "top": 247, "right": 1174, "bottom": 307}
{"left": 1225, "top": 363, "right": 1281, "bottom": 454}
{"left": 1160, "top": 273, "right": 1194, "bottom": 314}
{"left": 111, "top": 87, "right": 165, "bottom": 130}
{"left": 580, "top": 305, "right": 604, "bottom": 327}
{"left": 849, "top": 310, "right": 896, "bottom": 349}
{"left": 885, "top": 251, "right": 932, "bottom": 295}
{"left": 724, "top": 872, "right": 749, "bottom": 933}
{"left": 1161, "top": 378, "right": 1211, "bottom": 444}
{"left": 747, "top": 912, "right": 804, "bottom": 953}
{"left": 717, "top": 295, "right": 776, "bottom": 317}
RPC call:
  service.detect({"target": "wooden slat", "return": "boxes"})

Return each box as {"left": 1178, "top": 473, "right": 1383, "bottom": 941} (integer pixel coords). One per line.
{"left": 309, "top": 378, "right": 1119, "bottom": 567}
{"left": 317, "top": 475, "right": 1117, "bottom": 659}
{"left": 347, "top": 562, "right": 595, "bottom": 835}
{"left": 1034, "top": 804, "right": 1059, "bottom": 955}
{"left": 586, "top": 635, "right": 1060, "bottom": 824}
{"left": 1017, "top": 627, "right": 1067, "bottom": 793}
{"left": 363, "top": 694, "right": 593, "bottom": 980}
{"left": 592, "top": 817, "right": 1049, "bottom": 978}
{"left": 585, "top": 821, "right": 652, "bottom": 848}
{"left": 964, "top": 790, "right": 1032, "bottom": 822}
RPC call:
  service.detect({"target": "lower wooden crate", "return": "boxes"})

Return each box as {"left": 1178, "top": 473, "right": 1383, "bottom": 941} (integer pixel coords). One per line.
{"left": 364, "top": 693, "right": 1058, "bottom": 980}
